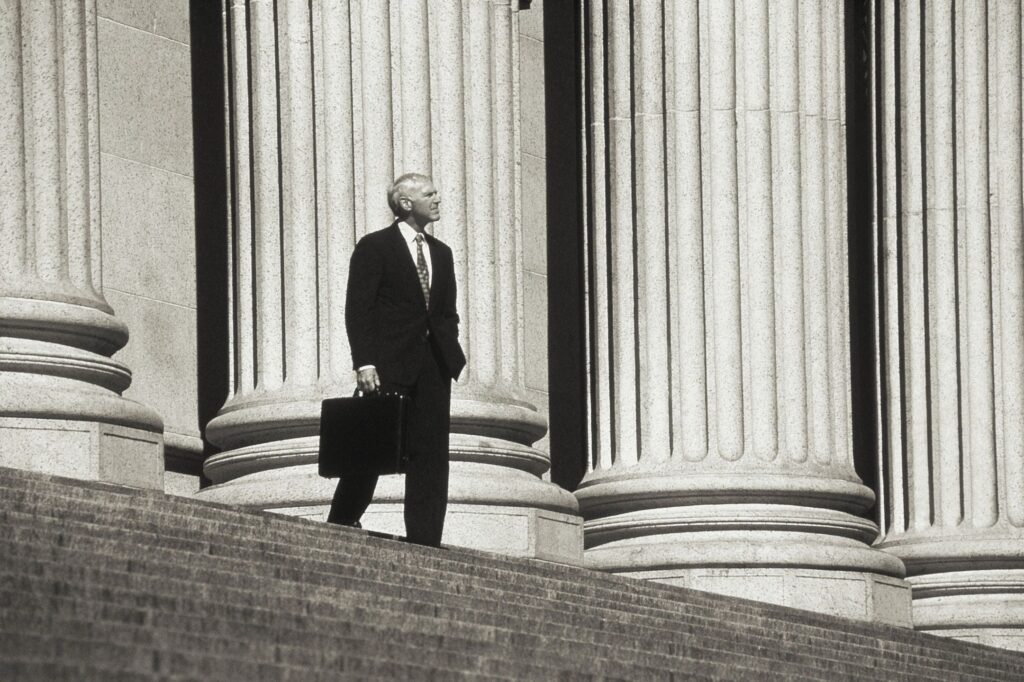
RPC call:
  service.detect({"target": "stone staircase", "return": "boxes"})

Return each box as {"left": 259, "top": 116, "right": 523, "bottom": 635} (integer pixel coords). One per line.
{"left": 2, "top": 466, "right": 1022, "bottom": 681}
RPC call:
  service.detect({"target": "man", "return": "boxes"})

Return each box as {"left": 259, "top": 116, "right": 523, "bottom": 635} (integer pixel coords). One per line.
{"left": 327, "top": 173, "right": 466, "bottom": 547}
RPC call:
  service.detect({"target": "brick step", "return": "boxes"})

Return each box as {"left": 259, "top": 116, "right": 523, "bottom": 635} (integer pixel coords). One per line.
{"left": 3, "top": 505, "right": 1013, "bottom": 681}
{"left": 0, "top": 473, "right": 910, "bottom": 632}
{"left": 0, "top": 473, "right": 995, "bottom": 662}
{"left": 5, "top": 475, "right": 1017, "bottom": 673}
{"left": 2, "top": 534, "right": 882, "bottom": 682}
{"left": 0, "top": 509, "right": 787, "bottom": 636}
{"left": 0, "top": 593, "right": 723, "bottom": 682}
{"left": 0, "top": 591, "right": 519, "bottom": 680}
{"left": 3, "top": 490, "right": 850, "bottom": 636}
{"left": 0, "top": 577, "right": 499, "bottom": 661}
{"left": 4, "top": 466, "right": 1024, "bottom": 680}
{"left": 0, "top": 626, "right": 471, "bottom": 682}
{"left": 0, "top": 564, "right": 801, "bottom": 681}
{"left": 0, "top": 629, "right": 290, "bottom": 680}
{"left": 0, "top": 617, "right": 503, "bottom": 682}
{"left": 2, "top": 555, "right": 670, "bottom": 657}
{"left": 1, "top": 571, "right": 497, "bottom": 653}
{"left": 0, "top": 494, "right": 964, "bottom": 668}
{"left": 0, "top": 661, "right": 155, "bottom": 682}
{"left": 4, "top": 482, "right": 741, "bottom": 614}
{"left": 1, "top": 518, "right": 936, "bottom": 679}
{"left": 0, "top": 542, "right": 988, "bottom": 682}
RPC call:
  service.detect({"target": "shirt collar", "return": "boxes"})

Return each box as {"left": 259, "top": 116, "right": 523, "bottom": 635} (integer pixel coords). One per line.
{"left": 397, "top": 221, "right": 427, "bottom": 245}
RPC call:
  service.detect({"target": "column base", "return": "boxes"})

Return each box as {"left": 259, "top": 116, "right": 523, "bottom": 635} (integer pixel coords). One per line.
{"left": 197, "top": 463, "right": 584, "bottom": 564}
{"left": 0, "top": 311, "right": 165, "bottom": 489}
{"left": 878, "top": 528, "right": 1024, "bottom": 649}
{"left": 614, "top": 565, "right": 911, "bottom": 625}
{"left": 907, "top": 569, "right": 1024, "bottom": 652}
{"left": 359, "top": 504, "right": 582, "bottom": 564}
{"left": 919, "top": 628, "right": 1024, "bottom": 652}
{"left": 580, "top": 501, "right": 911, "bottom": 624}
{"left": 577, "top": 468, "right": 910, "bottom": 624}
{"left": 0, "top": 416, "right": 163, "bottom": 489}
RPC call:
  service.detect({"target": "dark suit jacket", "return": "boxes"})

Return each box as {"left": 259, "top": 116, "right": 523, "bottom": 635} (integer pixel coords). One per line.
{"left": 346, "top": 222, "right": 467, "bottom": 386}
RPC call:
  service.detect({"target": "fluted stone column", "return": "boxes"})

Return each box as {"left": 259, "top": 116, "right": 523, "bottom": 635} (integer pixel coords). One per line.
{"left": 0, "top": 0, "right": 164, "bottom": 487}
{"left": 199, "top": 0, "right": 581, "bottom": 562}
{"left": 872, "top": 0, "right": 1024, "bottom": 650}
{"left": 576, "top": 0, "right": 910, "bottom": 623}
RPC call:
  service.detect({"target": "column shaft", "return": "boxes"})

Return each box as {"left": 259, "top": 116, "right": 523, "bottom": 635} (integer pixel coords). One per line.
{"left": 996, "top": 0, "right": 1024, "bottom": 528}
{"left": 357, "top": 0, "right": 395, "bottom": 235}
{"left": 584, "top": 0, "right": 613, "bottom": 470}
{"left": 608, "top": 0, "right": 638, "bottom": 467}
{"left": 708, "top": 0, "right": 743, "bottom": 461}
{"left": 577, "top": 0, "right": 909, "bottom": 624}
{"left": 466, "top": 0, "right": 498, "bottom": 387}
{"left": 743, "top": 0, "right": 777, "bottom": 461}
{"left": 874, "top": 0, "right": 1024, "bottom": 650}
{"left": 635, "top": 0, "right": 670, "bottom": 463}
{"left": 398, "top": 0, "right": 431, "bottom": 175}
{"left": 0, "top": 0, "right": 28, "bottom": 278}
{"left": 431, "top": 0, "right": 470, "bottom": 370}
{"left": 280, "top": 0, "right": 319, "bottom": 389}
{"left": 318, "top": 0, "right": 358, "bottom": 380}
{"left": 493, "top": 1, "right": 519, "bottom": 389}
{"left": 669, "top": 0, "right": 708, "bottom": 463}
{"left": 774, "top": 0, "right": 808, "bottom": 460}
{"left": 202, "top": 0, "right": 580, "bottom": 563}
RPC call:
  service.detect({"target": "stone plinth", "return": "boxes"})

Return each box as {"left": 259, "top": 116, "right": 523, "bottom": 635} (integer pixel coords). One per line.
{"left": 0, "top": 0, "right": 163, "bottom": 488}
{"left": 199, "top": 0, "right": 581, "bottom": 562}
{"left": 872, "top": 0, "right": 1024, "bottom": 648}
{"left": 575, "top": 0, "right": 910, "bottom": 622}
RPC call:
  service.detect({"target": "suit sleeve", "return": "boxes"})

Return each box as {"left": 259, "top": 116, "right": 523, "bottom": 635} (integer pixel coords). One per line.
{"left": 345, "top": 238, "right": 383, "bottom": 370}
{"left": 443, "top": 247, "right": 460, "bottom": 328}
{"left": 441, "top": 245, "right": 466, "bottom": 380}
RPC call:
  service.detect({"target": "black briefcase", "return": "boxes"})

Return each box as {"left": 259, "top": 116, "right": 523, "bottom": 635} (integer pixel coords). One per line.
{"left": 317, "top": 392, "right": 411, "bottom": 477}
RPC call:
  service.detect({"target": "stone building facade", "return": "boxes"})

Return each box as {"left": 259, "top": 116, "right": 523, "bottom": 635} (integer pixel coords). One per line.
{"left": 1, "top": 0, "right": 1021, "bottom": 651}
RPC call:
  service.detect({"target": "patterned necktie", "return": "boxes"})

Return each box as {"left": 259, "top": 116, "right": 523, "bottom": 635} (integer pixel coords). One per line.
{"left": 415, "top": 233, "right": 430, "bottom": 308}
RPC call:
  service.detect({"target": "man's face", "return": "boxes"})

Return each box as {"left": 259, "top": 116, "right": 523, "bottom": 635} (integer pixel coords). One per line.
{"left": 402, "top": 180, "right": 441, "bottom": 226}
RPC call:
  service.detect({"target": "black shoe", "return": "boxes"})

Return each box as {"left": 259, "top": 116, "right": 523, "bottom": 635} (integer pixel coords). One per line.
{"left": 367, "top": 530, "right": 402, "bottom": 540}
{"left": 328, "top": 519, "right": 362, "bottom": 529}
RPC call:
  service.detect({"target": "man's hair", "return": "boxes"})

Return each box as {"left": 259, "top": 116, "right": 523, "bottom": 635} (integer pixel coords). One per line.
{"left": 387, "top": 173, "right": 431, "bottom": 217}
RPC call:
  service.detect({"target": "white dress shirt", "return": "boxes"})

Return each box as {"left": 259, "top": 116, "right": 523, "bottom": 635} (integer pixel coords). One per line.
{"left": 397, "top": 222, "right": 432, "bottom": 287}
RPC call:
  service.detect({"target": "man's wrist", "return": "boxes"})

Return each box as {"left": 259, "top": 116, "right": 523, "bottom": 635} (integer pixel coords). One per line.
{"left": 357, "top": 365, "right": 376, "bottom": 372}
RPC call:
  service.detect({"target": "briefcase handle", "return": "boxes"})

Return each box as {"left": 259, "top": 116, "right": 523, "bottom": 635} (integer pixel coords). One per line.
{"left": 352, "top": 388, "right": 404, "bottom": 398}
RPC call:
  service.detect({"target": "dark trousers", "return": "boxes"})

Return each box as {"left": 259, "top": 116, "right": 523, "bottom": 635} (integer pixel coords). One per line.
{"left": 327, "top": 341, "right": 451, "bottom": 546}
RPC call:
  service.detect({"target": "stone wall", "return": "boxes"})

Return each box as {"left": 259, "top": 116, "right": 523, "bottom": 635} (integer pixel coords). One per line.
{"left": 96, "top": 0, "right": 202, "bottom": 494}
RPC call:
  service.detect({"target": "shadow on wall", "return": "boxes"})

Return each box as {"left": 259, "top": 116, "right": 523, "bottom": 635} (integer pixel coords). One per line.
{"left": 845, "top": 0, "right": 879, "bottom": 521}
{"left": 190, "top": 0, "right": 229, "bottom": 487}
{"left": 544, "top": 0, "right": 587, "bottom": 492}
